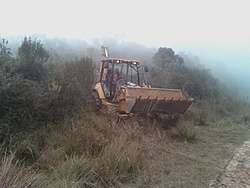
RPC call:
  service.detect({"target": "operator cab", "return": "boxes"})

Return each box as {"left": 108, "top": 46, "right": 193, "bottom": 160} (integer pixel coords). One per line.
{"left": 100, "top": 58, "right": 141, "bottom": 100}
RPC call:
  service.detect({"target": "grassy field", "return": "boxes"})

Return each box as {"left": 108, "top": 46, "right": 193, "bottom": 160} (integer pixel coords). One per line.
{"left": 1, "top": 102, "right": 250, "bottom": 188}
{"left": 134, "top": 120, "right": 250, "bottom": 188}
{"left": 130, "top": 102, "right": 250, "bottom": 188}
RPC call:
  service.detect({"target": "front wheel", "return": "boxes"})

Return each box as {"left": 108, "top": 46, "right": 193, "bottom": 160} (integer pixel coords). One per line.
{"left": 107, "top": 104, "right": 118, "bottom": 119}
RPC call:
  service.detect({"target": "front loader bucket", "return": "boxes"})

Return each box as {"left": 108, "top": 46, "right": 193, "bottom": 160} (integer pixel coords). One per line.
{"left": 125, "top": 87, "right": 193, "bottom": 116}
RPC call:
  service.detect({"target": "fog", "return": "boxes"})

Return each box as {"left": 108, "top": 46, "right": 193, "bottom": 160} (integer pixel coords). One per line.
{"left": 189, "top": 46, "right": 250, "bottom": 99}
{"left": 1, "top": 0, "right": 249, "bottom": 99}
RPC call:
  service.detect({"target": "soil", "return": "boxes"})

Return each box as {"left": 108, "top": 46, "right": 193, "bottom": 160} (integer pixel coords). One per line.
{"left": 210, "top": 140, "right": 250, "bottom": 188}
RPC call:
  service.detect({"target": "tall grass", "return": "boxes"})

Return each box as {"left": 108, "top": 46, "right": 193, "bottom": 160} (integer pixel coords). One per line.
{"left": 94, "top": 135, "right": 144, "bottom": 186}
{"left": 0, "top": 152, "right": 47, "bottom": 188}
{"left": 171, "top": 122, "right": 197, "bottom": 143}
{"left": 2, "top": 100, "right": 249, "bottom": 187}
{"left": 34, "top": 115, "right": 148, "bottom": 187}
{"left": 51, "top": 155, "right": 94, "bottom": 187}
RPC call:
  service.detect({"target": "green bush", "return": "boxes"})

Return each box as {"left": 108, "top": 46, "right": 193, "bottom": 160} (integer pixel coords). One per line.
{"left": 54, "top": 57, "right": 95, "bottom": 117}
{"left": 149, "top": 47, "right": 224, "bottom": 101}
{"left": 0, "top": 37, "right": 96, "bottom": 154}
{"left": 17, "top": 37, "right": 49, "bottom": 82}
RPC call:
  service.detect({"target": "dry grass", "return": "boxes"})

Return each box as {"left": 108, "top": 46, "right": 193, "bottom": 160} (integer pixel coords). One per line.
{"left": 0, "top": 152, "right": 48, "bottom": 188}
{"left": 50, "top": 155, "right": 94, "bottom": 187}
{"left": 170, "top": 122, "right": 197, "bottom": 143}
{"left": 1, "top": 103, "right": 250, "bottom": 188}
{"left": 132, "top": 116, "right": 250, "bottom": 188}
{"left": 35, "top": 115, "right": 151, "bottom": 187}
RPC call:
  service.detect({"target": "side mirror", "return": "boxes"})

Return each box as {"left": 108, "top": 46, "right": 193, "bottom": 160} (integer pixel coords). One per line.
{"left": 144, "top": 66, "right": 149, "bottom": 73}
{"left": 104, "top": 62, "right": 109, "bottom": 69}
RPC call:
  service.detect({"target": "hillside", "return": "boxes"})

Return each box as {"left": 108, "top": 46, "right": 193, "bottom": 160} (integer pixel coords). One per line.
{"left": 0, "top": 36, "right": 250, "bottom": 187}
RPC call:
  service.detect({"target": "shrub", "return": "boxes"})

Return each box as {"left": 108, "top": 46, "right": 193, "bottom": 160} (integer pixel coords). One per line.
{"left": 55, "top": 57, "right": 95, "bottom": 117}
{"left": 171, "top": 122, "right": 197, "bottom": 143}
{"left": 17, "top": 37, "right": 49, "bottom": 82}
{"left": 149, "top": 47, "right": 222, "bottom": 101}
{"left": 0, "top": 38, "right": 96, "bottom": 155}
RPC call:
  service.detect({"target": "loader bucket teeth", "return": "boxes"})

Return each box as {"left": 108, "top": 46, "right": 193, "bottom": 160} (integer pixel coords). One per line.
{"left": 125, "top": 87, "right": 193, "bottom": 116}
{"left": 130, "top": 97, "right": 193, "bottom": 115}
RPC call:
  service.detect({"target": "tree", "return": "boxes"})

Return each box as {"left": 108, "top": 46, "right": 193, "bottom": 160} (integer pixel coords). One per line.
{"left": 18, "top": 37, "right": 49, "bottom": 82}
{"left": 0, "top": 39, "right": 11, "bottom": 63}
{"left": 149, "top": 47, "right": 184, "bottom": 88}
{"left": 152, "top": 47, "right": 184, "bottom": 70}
{"left": 0, "top": 39, "right": 16, "bottom": 80}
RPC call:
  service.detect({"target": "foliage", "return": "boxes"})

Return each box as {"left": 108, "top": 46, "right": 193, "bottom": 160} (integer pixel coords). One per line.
{"left": 0, "top": 76, "right": 57, "bottom": 155}
{"left": 0, "top": 39, "right": 17, "bottom": 88}
{"left": 1, "top": 37, "right": 249, "bottom": 187}
{"left": 0, "top": 38, "right": 95, "bottom": 156}
{"left": 149, "top": 47, "right": 185, "bottom": 88}
{"left": 54, "top": 57, "right": 95, "bottom": 117}
{"left": 0, "top": 39, "right": 14, "bottom": 69}
{"left": 149, "top": 47, "right": 222, "bottom": 100}
{"left": 152, "top": 47, "right": 184, "bottom": 70}
{"left": 185, "top": 68, "right": 220, "bottom": 99}
{"left": 18, "top": 36, "right": 49, "bottom": 82}
{"left": 0, "top": 77, "right": 38, "bottom": 143}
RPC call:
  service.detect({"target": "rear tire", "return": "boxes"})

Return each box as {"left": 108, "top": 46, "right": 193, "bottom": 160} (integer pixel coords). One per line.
{"left": 91, "top": 91, "right": 102, "bottom": 115}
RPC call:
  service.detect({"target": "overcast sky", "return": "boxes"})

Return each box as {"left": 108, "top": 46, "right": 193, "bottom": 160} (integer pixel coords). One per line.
{"left": 1, "top": 0, "right": 250, "bottom": 96}
{"left": 1, "top": 0, "right": 249, "bottom": 47}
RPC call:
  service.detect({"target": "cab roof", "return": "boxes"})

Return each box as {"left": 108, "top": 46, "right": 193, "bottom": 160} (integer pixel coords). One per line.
{"left": 101, "top": 58, "right": 140, "bottom": 65}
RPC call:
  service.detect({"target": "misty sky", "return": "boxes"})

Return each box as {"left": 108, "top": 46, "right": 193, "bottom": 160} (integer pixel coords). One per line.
{"left": 1, "top": 0, "right": 250, "bottom": 96}
{"left": 2, "top": 0, "right": 249, "bottom": 47}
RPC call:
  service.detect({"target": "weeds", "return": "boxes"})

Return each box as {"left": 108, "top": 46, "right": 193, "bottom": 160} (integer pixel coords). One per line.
{"left": 1, "top": 101, "right": 249, "bottom": 187}
{"left": 171, "top": 122, "right": 197, "bottom": 143}
{"left": 51, "top": 155, "right": 94, "bottom": 187}
{"left": 35, "top": 116, "right": 147, "bottom": 187}
{"left": 44, "top": 116, "right": 113, "bottom": 158}
{"left": 242, "top": 113, "right": 250, "bottom": 122}
{"left": 0, "top": 152, "right": 47, "bottom": 188}
{"left": 94, "top": 137, "right": 144, "bottom": 187}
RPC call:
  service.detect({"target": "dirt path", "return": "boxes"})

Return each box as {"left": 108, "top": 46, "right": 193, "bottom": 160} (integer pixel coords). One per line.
{"left": 210, "top": 140, "right": 250, "bottom": 188}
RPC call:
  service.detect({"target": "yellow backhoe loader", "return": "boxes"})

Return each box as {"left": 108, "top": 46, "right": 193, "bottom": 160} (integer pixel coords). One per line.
{"left": 91, "top": 46, "right": 193, "bottom": 119}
